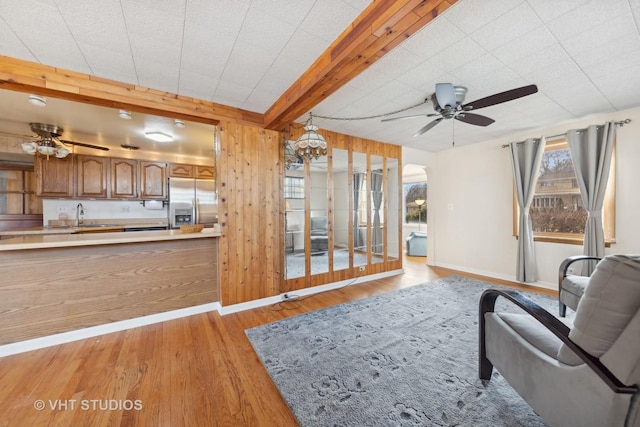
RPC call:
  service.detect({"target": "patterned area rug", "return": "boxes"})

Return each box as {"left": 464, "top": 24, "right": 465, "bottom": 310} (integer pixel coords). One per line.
{"left": 246, "top": 276, "right": 563, "bottom": 426}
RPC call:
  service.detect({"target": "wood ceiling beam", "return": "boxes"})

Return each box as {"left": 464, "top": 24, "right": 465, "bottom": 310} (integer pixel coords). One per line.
{"left": 263, "top": 0, "right": 457, "bottom": 131}
{"left": 0, "top": 55, "right": 264, "bottom": 127}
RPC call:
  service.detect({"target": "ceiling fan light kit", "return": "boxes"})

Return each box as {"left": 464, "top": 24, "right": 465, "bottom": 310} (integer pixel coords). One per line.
{"left": 22, "top": 122, "right": 109, "bottom": 158}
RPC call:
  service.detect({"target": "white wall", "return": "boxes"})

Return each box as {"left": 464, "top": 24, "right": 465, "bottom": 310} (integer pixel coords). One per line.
{"left": 407, "top": 106, "right": 640, "bottom": 289}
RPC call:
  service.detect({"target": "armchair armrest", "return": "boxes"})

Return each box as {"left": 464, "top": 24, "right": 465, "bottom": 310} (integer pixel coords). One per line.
{"left": 558, "top": 255, "right": 602, "bottom": 285}
{"left": 479, "top": 289, "right": 637, "bottom": 394}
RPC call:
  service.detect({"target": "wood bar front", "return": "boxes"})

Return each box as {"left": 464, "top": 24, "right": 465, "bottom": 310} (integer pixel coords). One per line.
{"left": 0, "top": 235, "right": 218, "bottom": 345}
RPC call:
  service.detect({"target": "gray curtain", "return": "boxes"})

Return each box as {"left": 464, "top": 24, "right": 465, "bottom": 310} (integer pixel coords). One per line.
{"left": 567, "top": 122, "right": 615, "bottom": 272}
{"left": 353, "top": 172, "right": 365, "bottom": 249}
{"left": 510, "top": 137, "right": 546, "bottom": 282}
{"left": 371, "top": 170, "right": 383, "bottom": 254}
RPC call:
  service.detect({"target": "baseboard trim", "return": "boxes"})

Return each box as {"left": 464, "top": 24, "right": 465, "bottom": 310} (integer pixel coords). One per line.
{"left": 432, "top": 262, "right": 556, "bottom": 291}
{"left": 0, "top": 302, "right": 220, "bottom": 358}
{"left": 218, "top": 269, "right": 405, "bottom": 315}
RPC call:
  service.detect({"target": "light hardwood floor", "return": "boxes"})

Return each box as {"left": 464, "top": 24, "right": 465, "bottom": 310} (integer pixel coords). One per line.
{"left": 0, "top": 256, "right": 555, "bottom": 426}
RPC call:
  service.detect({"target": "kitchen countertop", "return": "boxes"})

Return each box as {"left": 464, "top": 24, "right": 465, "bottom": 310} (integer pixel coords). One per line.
{"left": 0, "top": 228, "right": 221, "bottom": 251}
{"left": 0, "top": 219, "right": 169, "bottom": 236}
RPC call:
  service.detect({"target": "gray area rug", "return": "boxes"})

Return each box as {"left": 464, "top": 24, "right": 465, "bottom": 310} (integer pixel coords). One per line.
{"left": 246, "top": 276, "right": 564, "bottom": 426}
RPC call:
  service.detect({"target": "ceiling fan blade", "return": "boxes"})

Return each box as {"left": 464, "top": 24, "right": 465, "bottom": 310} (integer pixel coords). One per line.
{"left": 59, "top": 139, "right": 110, "bottom": 151}
{"left": 454, "top": 112, "right": 495, "bottom": 127}
{"left": 463, "top": 84, "right": 538, "bottom": 111}
{"left": 435, "top": 83, "right": 456, "bottom": 108}
{"left": 381, "top": 113, "right": 438, "bottom": 122}
{"left": 413, "top": 118, "right": 443, "bottom": 137}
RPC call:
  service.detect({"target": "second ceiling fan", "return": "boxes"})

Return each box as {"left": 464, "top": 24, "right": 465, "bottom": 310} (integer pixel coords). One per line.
{"left": 382, "top": 83, "right": 538, "bottom": 137}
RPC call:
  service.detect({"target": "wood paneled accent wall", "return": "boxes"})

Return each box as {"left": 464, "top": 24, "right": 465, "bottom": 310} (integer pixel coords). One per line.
{"left": 216, "top": 121, "right": 284, "bottom": 306}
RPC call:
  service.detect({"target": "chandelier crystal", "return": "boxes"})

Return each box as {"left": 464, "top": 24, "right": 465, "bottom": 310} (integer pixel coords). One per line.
{"left": 294, "top": 114, "right": 327, "bottom": 160}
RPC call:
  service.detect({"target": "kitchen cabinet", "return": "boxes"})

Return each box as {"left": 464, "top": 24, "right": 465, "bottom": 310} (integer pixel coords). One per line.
{"left": 76, "top": 155, "right": 109, "bottom": 198}
{"left": 196, "top": 165, "right": 215, "bottom": 180}
{"left": 169, "top": 163, "right": 194, "bottom": 178}
{"left": 35, "top": 155, "right": 74, "bottom": 197}
{"left": 111, "top": 158, "right": 138, "bottom": 199}
{"left": 140, "top": 161, "right": 167, "bottom": 199}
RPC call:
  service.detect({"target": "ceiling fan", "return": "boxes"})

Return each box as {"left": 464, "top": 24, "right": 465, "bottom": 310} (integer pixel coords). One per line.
{"left": 23, "top": 122, "right": 109, "bottom": 158}
{"left": 382, "top": 83, "right": 538, "bottom": 137}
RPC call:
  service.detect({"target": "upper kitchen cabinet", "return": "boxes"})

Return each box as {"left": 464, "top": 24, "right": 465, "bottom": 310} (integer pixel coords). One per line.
{"left": 140, "top": 161, "right": 167, "bottom": 199}
{"left": 76, "top": 155, "right": 109, "bottom": 198}
{"left": 196, "top": 165, "right": 215, "bottom": 180}
{"left": 169, "top": 163, "right": 194, "bottom": 178}
{"left": 35, "top": 155, "right": 74, "bottom": 197}
{"left": 111, "top": 158, "right": 138, "bottom": 199}
{"left": 169, "top": 163, "right": 214, "bottom": 180}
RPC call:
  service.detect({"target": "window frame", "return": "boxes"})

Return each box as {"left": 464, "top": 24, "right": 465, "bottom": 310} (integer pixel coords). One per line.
{"left": 512, "top": 138, "right": 616, "bottom": 246}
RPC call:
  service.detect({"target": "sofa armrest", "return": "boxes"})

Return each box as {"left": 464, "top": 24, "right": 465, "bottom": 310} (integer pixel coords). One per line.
{"left": 479, "top": 289, "right": 637, "bottom": 394}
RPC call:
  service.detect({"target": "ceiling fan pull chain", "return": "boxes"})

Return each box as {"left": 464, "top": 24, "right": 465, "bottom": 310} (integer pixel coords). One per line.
{"left": 452, "top": 119, "right": 455, "bottom": 147}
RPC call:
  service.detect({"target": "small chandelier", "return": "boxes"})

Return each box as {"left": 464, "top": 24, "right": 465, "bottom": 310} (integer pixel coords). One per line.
{"left": 294, "top": 113, "right": 327, "bottom": 160}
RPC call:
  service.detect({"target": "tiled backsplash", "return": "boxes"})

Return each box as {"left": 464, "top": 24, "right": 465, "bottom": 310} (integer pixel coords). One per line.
{"left": 43, "top": 199, "right": 168, "bottom": 224}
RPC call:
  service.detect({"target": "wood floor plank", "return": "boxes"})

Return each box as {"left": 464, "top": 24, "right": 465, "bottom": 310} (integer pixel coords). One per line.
{"left": 0, "top": 256, "right": 556, "bottom": 426}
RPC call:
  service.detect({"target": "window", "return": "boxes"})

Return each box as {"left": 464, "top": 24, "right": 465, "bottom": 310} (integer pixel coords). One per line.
{"left": 284, "top": 176, "right": 304, "bottom": 199}
{"left": 404, "top": 182, "right": 427, "bottom": 225}
{"left": 514, "top": 139, "right": 615, "bottom": 245}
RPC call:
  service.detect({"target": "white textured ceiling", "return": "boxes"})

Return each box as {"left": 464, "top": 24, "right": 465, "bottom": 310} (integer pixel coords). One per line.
{"left": 1, "top": 0, "right": 639, "bottom": 155}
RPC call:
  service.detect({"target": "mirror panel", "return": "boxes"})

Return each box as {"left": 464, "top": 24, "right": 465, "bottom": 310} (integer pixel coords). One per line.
{"left": 333, "top": 149, "right": 350, "bottom": 271}
{"left": 310, "top": 159, "right": 329, "bottom": 275}
{"left": 285, "top": 169, "right": 305, "bottom": 278}
{"left": 387, "top": 158, "right": 399, "bottom": 260}
{"left": 353, "top": 152, "right": 367, "bottom": 268}
{"left": 370, "top": 155, "right": 384, "bottom": 264}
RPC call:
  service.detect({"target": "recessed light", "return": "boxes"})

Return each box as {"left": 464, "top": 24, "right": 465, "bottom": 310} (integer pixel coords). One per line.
{"left": 174, "top": 119, "right": 185, "bottom": 128}
{"left": 28, "top": 95, "right": 46, "bottom": 107}
{"left": 118, "top": 109, "right": 132, "bottom": 120}
{"left": 144, "top": 131, "right": 173, "bottom": 142}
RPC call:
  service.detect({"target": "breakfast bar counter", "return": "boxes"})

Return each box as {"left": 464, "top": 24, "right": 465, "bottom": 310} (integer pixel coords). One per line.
{"left": 0, "top": 228, "right": 220, "bottom": 251}
{"left": 0, "top": 229, "right": 220, "bottom": 347}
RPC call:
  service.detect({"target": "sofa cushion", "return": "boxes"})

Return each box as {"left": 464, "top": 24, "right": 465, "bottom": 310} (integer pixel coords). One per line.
{"left": 557, "top": 255, "right": 640, "bottom": 365}
{"left": 497, "top": 312, "right": 563, "bottom": 359}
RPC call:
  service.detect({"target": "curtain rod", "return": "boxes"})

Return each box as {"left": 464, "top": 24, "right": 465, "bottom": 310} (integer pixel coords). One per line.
{"left": 501, "top": 119, "right": 631, "bottom": 148}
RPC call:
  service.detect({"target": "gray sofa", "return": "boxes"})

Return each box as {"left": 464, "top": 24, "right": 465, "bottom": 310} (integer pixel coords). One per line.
{"left": 406, "top": 231, "right": 426, "bottom": 256}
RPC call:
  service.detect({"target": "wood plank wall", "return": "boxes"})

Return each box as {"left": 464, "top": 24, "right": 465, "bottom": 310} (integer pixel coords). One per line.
{"left": 216, "top": 121, "right": 284, "bottom": 306}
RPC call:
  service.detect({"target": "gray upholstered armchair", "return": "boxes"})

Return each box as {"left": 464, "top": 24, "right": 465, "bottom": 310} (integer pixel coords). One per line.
{"left": 558, "top": 255, "right": 602, "bottom": 317}
{"left": 310, "top": 216, "right": 328, "bottom": 252}
{"left": 480, "top": 255, "right": 640, "bottom": 427}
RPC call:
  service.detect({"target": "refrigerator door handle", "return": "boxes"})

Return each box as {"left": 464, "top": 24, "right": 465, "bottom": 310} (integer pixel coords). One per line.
{"left": 194, "top": 198, "right": 199, "bottom": 224}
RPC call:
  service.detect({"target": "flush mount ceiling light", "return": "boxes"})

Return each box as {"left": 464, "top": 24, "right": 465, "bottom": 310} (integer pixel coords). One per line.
{"left": 294, "top": 113, "right": 327, "bottom": 161}
{"left": 144, "top": 131, "right": 173, "bottom": 142}
{"left": 118, "top": 109, "right": 132, "bottom": 120}
{"left": 28, "top": 95, "right": 47, "bottom": 107}
{"left": 174, "top": 119, "right": 185, "bottom": 128}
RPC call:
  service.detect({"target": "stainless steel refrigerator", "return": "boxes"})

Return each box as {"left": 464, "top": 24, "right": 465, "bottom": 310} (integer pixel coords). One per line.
{"left": 168, "top": 177, "right": 217, "bottom": 229}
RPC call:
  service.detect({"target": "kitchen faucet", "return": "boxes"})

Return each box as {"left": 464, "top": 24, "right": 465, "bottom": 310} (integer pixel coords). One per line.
{"left": 76, "top": 203, "right": 84, "bottom": 226}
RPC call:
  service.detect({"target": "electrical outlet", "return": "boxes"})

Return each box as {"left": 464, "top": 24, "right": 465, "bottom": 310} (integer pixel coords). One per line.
{"left": 359, "top": 266, "right": 365, "bottom": 272}
{"left": 121, "top": 205, "right": 130, "bottom": 213}
{"left": 56, "top": 205, "right": 68, "bottom": 213}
